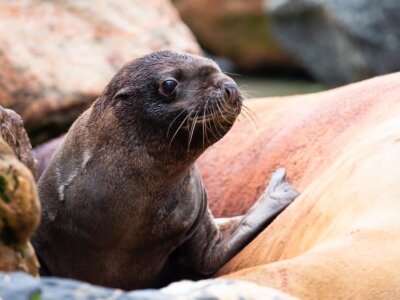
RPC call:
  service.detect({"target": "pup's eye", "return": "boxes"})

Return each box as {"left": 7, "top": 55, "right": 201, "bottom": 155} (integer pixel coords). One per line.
{"left": 160, "top": 79, "right": 178, "bottom": 96}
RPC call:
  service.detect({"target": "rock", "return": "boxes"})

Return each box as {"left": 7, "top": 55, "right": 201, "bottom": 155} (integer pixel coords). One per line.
{"left": 0, "top": 272, "right": 296, "bottom": 299}
{"left": 0, "top": 107, "right": 39, "bottom": 276}
{"left": 0, "top": 0, "right": 201, "bottom": 143}
{"left": 267, "top": 0, "right": 400, "bottom": 85}
{"left": 0, "top": 138, "right": 40, "bottom": 276}
{"left": 173, "top": 0, "right": 296, "bottom": 71}
{"left": 0, "top": 107, "right": 37, "bottom": 177}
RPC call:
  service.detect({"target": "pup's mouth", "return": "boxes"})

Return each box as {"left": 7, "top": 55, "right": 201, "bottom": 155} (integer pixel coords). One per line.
{"left": 188, "top": 94, "right": 243, "bottom": 127}
{"left": 190, "top": 112, "right": 237, "bottom": 126}
{"left": 190, "top": 115, "right": 213, "bottom": 124}
{"left": 166, "top": 84, "right": 243, "bottom": 149}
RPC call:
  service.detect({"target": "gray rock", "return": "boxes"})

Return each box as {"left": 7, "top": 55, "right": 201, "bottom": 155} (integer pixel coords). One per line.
{"left": 0, "top": 272, "right": 296, "bottom": 300}
{"left": 266, "top": 0, "right": 400, "bottom": 85}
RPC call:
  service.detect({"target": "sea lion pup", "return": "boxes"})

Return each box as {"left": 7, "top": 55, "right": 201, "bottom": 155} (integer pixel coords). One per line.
{"left": 33, "top": 51, "right": 299, "bottom": 290}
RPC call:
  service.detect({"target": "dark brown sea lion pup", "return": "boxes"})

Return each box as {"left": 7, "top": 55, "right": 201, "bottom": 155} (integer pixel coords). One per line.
{"left": 33, "top": 51, "right": 299, "bottom": 290}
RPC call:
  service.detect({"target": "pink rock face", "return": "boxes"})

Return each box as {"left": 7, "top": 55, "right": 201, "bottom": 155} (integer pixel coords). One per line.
{"left": 0, "top": 0, "right": 201, "bottom": 139}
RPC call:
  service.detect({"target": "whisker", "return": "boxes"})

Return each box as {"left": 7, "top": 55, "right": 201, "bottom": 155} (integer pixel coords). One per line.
{"left": 187, "top": 112, "right": 199, "bottom": 151}
{"left": 238, "top": 89, "right": 257, "bottom": 99}
{"left": 201, "top": 100, "right": 208, "bottom": 149}
{"left": 242, "top": 104, "right": 260, "bottom": 122}
{"left": 176, "top": 88, "right": 204, "bottom": 93}
{"left": 215, "top": 100, "right": 231, "bottom": 124}
{"left": 220, "top": 101, "right": 239, "bottom": 118}
{"left": 223, "top": 71, "right": 242, "bottom": 77}
{"left": 206, "top": 103, "right": 224, "bottom": 140}
{"left": 240, "top": 105, "right": 259, "bottom": 130}
{"left": 203, "top": 100, "right": 213, "bottom": 147}
{"left": 210, "top": 102, "right": 226, "bottom": 135}
{"left": 167, "top": 108, "right": 190, "bottom": 138}
{"left": 169, "top": 110, "right": 193, "bottom": 148}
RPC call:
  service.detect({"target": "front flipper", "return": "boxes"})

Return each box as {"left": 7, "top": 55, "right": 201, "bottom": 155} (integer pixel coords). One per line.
{"left": 179, "top": 168, "right": 299, "bottom": 276}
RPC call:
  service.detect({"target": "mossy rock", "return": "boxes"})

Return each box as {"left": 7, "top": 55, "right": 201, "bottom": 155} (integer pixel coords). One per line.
{"left": 174, "top": 0, "right": 297, "bottom": 71}
{"left": 0, "top": 138, "right": 40, "bottom": 275}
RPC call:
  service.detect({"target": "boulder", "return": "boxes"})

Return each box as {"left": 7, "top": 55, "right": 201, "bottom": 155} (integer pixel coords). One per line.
{"left": 267, "top": 0, "right": 400, "bottom": 85}
{"left": 0, "top": 272, "right": 296, "bottom": 299}
{"left": 0, "top": 107, "right": 37, "bottom": 178}
{"left": 0, "top": 0, "right": 201, "bottom": 143}
{"left": 173, "top": 0, "right": 296, "bottom": 71}
{"left": 0, "top": 133, "right": 40, "bottom": 276}
{"left": 0, "top": 106, "right": 40, "bottom": 276}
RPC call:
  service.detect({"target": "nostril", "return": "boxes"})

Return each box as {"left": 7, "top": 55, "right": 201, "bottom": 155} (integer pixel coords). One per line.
{"left": 224, "top": 87, "right": 231, "bottom": 98}
{"left": 224, "top": 83, "right": 237, "bottom": 99}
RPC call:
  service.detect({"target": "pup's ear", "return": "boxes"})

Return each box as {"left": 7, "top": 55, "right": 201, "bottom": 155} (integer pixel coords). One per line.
{"left": 112, "top": 87, "right": 135, "bottom": 104}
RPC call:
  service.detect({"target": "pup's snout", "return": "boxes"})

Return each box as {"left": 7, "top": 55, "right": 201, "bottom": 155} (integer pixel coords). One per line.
{"left": 224, "top": 82, "right": 237, "bottom": 97}
{"left": 223, "top": 82, "right": 239, "bottom": 104}
{"left": 214, "top": 74, "right": 240, "bottom": 104}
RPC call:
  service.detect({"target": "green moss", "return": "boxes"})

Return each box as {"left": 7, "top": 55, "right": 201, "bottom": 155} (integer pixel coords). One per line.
{"left": 0, "top": 176, "right": 10, "bottom": 203}
{"left": 30, "top": 291, "right": 42, "bottom": 300}
{"left": 217, "top": 14, "right": 283, "bottom": 61}
{"left": 16, "top": 245, "right": 29, "bottom": 258}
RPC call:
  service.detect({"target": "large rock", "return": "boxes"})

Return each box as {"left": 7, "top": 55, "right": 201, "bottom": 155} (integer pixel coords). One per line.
{"left": 0, "top": 107, "right": 37, "bottom": 177}
{"left": 0, "top": 108, "right": 40, "bottom": 275}
{"left": 0, "top": 107, "right": 39, "bottom": 276}
{"left": 0, "top": 0, "right": 201, "bottom": 143}
{"left": 0, "top": 273, "right": 296, "bottom": 300}
{"left": 173, "top": 0, "right": 296, "bottom": 71}
{"left": 267, "top": 0, "right": 400, "bottom": 85}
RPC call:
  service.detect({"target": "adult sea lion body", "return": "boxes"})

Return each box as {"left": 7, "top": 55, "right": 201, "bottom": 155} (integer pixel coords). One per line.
{"left": 33, "top": 51, "right": 298, "bottom": 290}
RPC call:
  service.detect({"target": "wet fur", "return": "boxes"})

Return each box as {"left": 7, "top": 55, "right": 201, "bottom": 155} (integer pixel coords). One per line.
{"left": 33, "top": 51, "right": 298, "bottom": 290}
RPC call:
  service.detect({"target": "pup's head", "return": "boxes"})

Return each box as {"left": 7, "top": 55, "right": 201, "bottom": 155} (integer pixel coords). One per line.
{"left": 99, "top": 51, "right": 242, "bottom": 156}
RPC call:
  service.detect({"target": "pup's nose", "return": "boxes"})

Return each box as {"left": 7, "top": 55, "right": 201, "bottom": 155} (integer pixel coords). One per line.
{"left": 224, "top": 82, "right": 238, "bottom": 101}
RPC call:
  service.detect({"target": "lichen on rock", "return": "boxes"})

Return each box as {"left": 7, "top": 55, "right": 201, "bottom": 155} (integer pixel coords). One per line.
{"left": 0, "top": 107, "right": 40, "bottom": 276}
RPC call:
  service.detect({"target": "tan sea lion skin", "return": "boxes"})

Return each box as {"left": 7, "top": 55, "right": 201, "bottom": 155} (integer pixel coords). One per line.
{"left": 32, "top": 51, "right": 298, "bottom": 290}
{"left": 213, "top": 72, "right": 400, "bottom": 299}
